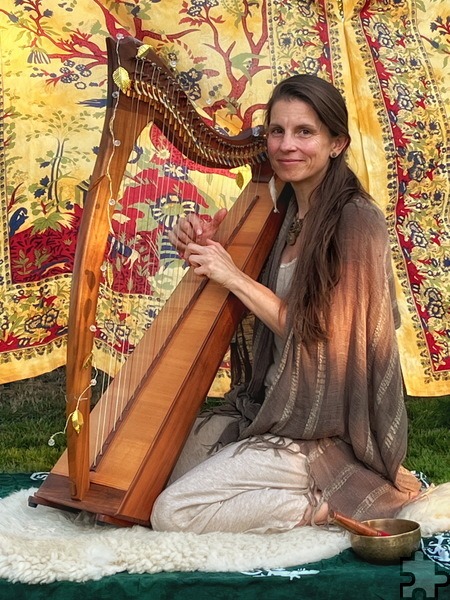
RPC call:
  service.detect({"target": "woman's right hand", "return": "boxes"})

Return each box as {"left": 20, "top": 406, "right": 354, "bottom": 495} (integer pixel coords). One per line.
{"left": 168, "top": 207, "right": 228, "bottom": 259}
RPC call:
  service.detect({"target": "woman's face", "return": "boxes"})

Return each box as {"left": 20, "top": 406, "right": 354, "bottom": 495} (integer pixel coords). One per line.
{"left": 266, "top": 98, "right": 345, "bottom": 200}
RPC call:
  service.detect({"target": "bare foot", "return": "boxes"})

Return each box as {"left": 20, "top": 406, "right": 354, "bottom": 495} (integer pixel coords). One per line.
{"left": 297, "top": 500, "right": 329, "bottom": 526}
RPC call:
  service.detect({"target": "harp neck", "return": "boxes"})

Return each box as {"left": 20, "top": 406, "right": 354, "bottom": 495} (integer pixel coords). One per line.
{"left": 107, "top": 36, "right": 271, "bottom": 178}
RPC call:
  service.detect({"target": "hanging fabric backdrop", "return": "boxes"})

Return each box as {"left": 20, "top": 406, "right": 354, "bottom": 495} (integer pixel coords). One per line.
{"left": 0, "top": 0, "right": 449, "bottom": 396}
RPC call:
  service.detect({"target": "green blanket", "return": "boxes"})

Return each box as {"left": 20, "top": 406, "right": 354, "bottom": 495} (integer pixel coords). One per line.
{"left": 0, "top": 474, "right": 448, "bottom": 600}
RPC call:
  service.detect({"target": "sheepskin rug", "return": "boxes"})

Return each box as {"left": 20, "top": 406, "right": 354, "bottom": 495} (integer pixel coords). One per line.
{"left": 0, "top": 482, "right": 449, "bottom": 585}
{"left": 0, "top": 488, "right": 350, "bottom": 584}
{"left": 397, "top": 482, "right": 450, "bottom": 536}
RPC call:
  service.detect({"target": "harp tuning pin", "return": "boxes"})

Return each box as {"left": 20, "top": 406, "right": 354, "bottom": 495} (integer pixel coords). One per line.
{"left": 112, "top": 91, "right": 119, "bottom": 99}
{"left": 109, "top": 198, "right": 116, "bottom": 206}
{"left": 89, "top": 325, "right": 97, "bottom": 332}
{"left": 113, "top": 139, "right": 121, "bottom": 146}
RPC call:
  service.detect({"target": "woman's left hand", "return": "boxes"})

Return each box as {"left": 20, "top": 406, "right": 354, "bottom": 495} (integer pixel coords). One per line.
{"left": 186, "top": 240, "right": 241, "bottom": 289}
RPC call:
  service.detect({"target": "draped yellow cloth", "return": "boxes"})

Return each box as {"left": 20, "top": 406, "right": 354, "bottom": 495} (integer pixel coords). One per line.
{"left": 0, "top": 0, "right": 449, "bottom": 396}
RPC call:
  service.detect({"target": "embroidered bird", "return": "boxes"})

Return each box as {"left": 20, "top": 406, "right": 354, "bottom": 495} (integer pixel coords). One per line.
{"left": 9, "top": 207, "right": 29, "bottom": 237}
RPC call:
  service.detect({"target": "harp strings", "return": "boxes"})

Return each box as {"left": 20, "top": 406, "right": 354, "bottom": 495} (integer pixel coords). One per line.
{"left": 91, "top": 38, "right": 264, "bottom": 465}
{"left": 90, "top": 43, "right": 189, "bottom": 461}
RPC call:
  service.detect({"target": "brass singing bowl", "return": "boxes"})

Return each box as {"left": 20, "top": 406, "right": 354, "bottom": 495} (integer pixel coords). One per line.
{"left": 350, "top": 519, "right": 421, "bottom": 564}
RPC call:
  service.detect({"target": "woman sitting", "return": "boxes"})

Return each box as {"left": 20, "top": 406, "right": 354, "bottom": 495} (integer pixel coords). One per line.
{"left": 151, "top": 73, "right": 421, "bottom": 534}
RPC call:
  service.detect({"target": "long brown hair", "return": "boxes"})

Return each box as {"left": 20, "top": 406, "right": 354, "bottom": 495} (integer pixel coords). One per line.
{"left": 266, "top": 74, "right": 370, "bottom": 344}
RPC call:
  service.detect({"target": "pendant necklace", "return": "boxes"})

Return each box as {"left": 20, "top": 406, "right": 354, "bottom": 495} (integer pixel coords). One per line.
{"left": 286, "top": 215, "right": 303, "bottom": 245}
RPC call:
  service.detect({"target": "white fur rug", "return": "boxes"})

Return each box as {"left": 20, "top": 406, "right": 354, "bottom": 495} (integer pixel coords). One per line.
{"left": 0, "top": 488, "right": 350, "bottom": 584}
{"left": 397, "top": 482, "right": 450, "bottom": 536}
{"left": 1, "top": 483, "right": 450, "bottom": 585}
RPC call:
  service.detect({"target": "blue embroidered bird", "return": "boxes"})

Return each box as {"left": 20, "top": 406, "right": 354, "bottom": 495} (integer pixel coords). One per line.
{"left": 9, "top": 207, "right": 28, "bottom": 237}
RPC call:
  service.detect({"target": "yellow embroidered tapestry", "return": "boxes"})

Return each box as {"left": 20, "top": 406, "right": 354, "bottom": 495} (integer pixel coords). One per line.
{"left": 0, "top": 0, "right": 449, "bottom": 396}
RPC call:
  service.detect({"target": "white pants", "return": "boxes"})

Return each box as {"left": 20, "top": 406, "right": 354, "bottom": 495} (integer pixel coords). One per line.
{"left": 150, "top": 415, "right": 319, "bottom": 534}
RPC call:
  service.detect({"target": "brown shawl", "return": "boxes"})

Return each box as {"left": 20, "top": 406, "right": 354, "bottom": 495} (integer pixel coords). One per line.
{"left": 214, "top": 194, "right": 420, "bottom": 519}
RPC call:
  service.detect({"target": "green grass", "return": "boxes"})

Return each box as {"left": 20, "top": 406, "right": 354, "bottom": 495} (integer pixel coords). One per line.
{"left": 0, "top": 369, "right": 67, "bottom": 471}
{"left": 0, "top": 368, "right": 449, "bottom": 483}
{"left": 403, "top": 395, "right": 450, "bottom": 483}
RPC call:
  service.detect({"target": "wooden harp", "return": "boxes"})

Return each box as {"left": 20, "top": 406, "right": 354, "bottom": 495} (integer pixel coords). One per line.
{"left": 29, "top": 36, "right": 286, "bottom": 526}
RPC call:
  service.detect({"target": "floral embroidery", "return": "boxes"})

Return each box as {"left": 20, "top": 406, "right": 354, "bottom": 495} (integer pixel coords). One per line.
{"left": 0, "top": 0, "right": 449, "bottom": 395}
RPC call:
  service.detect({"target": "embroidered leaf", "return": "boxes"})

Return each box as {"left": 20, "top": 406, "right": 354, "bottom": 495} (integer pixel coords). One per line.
{"left": 31, "top": 213, "right": 65, "bottom": 234}
{"left": 230, "top": 53, "right": 264, "bottom": 81}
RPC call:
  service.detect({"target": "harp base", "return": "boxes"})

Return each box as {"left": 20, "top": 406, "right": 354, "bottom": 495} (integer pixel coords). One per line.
{"left": 28, "top": 473, "right": 150, "bottom": 527}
